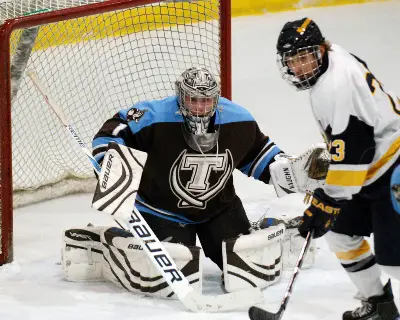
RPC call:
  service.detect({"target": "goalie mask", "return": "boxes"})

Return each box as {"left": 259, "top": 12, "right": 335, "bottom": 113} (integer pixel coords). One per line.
{"left": 175, "top": 67, "right": 220, "bottom": 152}
{"left": 276, "top": 18, "right": 326, "bottom": 90}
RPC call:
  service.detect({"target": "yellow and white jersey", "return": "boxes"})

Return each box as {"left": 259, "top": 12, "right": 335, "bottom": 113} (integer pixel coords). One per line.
{"left": 310, "top": 44, "right": 400, "bottom": 200}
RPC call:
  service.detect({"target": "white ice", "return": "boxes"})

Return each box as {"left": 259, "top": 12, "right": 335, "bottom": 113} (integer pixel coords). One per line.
{"left": 2, "top": 1, "right": 400, "bottom": 319}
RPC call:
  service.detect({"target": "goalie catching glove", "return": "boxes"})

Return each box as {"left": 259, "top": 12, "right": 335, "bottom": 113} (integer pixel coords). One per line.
{"left": 298, "top": 188, "right": 343, "bottom": 239}
{"left": 269, "top": 144, "right": 330, "bottom": 198}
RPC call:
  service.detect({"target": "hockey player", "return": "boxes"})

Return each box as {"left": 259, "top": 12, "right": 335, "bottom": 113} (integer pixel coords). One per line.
{"left": 92, "top": 67, "right": 285, "bottom": 271}
{"left": 276, "top": 18, "right": 400, "bottom": 320}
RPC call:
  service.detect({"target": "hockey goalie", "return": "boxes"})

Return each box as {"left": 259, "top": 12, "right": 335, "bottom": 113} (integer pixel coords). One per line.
{"left": 61, "top": 142, "right": 324, "bottom": 299}
{"left": 60, "top": 67, "right": 329, "bottom": 308}
{"left": 61, "top": 144, "right": 327, "bottom": 300}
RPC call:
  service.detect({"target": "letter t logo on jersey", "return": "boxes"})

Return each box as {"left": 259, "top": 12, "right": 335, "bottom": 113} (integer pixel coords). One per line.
{"left": 169, "top": 150, "right": 234, "bottom": 209}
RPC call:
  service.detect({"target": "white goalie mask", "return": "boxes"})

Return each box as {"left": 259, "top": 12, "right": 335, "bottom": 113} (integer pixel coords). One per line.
{"left": 175, "top": 67, "right": 220, "bottom": 135}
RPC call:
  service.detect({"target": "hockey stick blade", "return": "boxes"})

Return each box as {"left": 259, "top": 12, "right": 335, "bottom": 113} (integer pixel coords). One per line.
{"left": 28, "top": 70, "right": 265, "bottom": 312}
{"left": 249, "top": 306, "right": 281, "bottom": 320}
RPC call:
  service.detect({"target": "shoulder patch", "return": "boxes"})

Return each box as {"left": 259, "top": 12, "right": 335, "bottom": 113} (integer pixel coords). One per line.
{"left": 126, "top": 108, "right": 148, "bottom": 123}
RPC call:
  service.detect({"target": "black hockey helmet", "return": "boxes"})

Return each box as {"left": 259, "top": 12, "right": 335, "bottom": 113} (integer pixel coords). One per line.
{"left": 276, "top": 18, "right": 325, "bottom": 55}
{"left": 276, "top": 18, "right": 327, "bottom": 90}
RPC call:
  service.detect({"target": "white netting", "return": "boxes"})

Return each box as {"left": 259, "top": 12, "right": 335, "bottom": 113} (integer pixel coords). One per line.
{"left": 0, "top": 0, "right": 106, "bottom": 22}
{"left": 4, "top": 0, "right": 222, "bottom": 207}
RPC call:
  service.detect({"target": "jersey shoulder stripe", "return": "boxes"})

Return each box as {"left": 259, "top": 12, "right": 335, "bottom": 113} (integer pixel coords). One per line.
{"left": 119, "top": 96, "right": 184, "bottom": 134}
{"left": 215, "top": 97, "right": 255, "bottom": 125}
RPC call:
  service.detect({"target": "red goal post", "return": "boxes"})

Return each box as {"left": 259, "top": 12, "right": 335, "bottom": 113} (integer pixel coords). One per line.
{"left": 0, "top": 0, "right": 232, "bottom": 265}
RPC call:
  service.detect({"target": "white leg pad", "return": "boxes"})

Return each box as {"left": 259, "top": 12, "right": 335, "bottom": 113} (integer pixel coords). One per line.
{"left": 101, "top": 227, "right": 202, "bottom": 299}
{"left": 282, "top": 226, "right": 316, "bottom": 270}
{"left": 61, "top": 226, "right": 105, "bottom": 282}
{"left": 62, "top": 226, "right": 202, "bottom": 299}
{"left": 222, "top": 223, "right": 285, "bottom": 292}
{"left": 277, "top": 215, "right": 316, "bottom": 270}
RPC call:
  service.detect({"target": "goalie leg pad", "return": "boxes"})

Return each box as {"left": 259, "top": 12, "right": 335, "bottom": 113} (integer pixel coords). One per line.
{"left": 276, "top": 215, "right": 316, "bottom": 270}
{"left": 222, "top": 223, "right": 285, "bottom": 292}
{"left": 101, "top": 227, "right": 202, "bottom": 299}
{"left": 282, "top": 225, "right": 316, "bottom": 270}
{"left": 62, "top": 226, "right": 105, "bottom": 282}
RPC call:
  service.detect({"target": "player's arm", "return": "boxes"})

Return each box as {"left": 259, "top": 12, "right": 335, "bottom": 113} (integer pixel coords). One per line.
{"left": 92, "top": 105, "right": 150, "bottom": 164}
{"left": 238, "top": 123, "right": 283, "bottom": 184}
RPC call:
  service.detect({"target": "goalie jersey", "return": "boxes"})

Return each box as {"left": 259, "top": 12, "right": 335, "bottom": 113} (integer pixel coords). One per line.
{"left": 311, "top": 44, "right": 400, "bottom": 200}
{"left": 92, "top": 97, "right": 282, "bottom": 223}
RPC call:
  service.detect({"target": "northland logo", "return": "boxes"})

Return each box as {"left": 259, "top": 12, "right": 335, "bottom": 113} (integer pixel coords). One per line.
{"left": 101, "top": 154, "right": 114, "bottom": 189}
{"left": 169, "top": 149, "right": 234, "bottom": 209}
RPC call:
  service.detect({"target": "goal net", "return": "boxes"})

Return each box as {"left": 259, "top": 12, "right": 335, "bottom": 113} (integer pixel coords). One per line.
{"left": 0, "top": 0, "right": 231, "bottom": 264}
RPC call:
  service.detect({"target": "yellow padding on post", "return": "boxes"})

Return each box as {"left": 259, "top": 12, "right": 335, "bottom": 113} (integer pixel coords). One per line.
{"left": 335, "top": 240, "right": 371, "bottom": 261}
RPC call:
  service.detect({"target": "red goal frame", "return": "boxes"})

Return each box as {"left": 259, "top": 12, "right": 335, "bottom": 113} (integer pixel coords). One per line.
{"left": 0, "top": 0, "right": 231, "bottom": 265}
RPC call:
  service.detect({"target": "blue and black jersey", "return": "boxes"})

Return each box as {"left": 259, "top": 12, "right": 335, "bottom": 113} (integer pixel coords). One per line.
{"left": 93, "top": 96, "right": 282, "bottom": 223}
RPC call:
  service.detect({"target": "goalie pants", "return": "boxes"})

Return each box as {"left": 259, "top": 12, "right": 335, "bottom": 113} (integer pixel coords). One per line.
{"left": 140, "top": 195, "right": 251, "bottom": 270}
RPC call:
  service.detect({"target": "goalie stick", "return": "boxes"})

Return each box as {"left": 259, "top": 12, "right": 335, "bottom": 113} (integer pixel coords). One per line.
{"left": 27, "top": 70, "right": 264, "bottom": 312}
{"left": 248, "top": 230, "right": 314, "bottom": 320}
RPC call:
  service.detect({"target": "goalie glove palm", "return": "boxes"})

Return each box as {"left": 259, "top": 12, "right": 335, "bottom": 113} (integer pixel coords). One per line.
{"left": 298, "top": 188, "right": 342, "bottom": 239}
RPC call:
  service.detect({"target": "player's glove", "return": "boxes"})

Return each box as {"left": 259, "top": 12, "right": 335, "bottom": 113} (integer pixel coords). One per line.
{"left": 298, "top": 188, "right": 342, "bottom": 239}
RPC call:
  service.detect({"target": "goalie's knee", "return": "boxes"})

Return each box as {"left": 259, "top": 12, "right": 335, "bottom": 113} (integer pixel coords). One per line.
{"left": 222, "top": 223, "right": 285, "bottom": 292}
